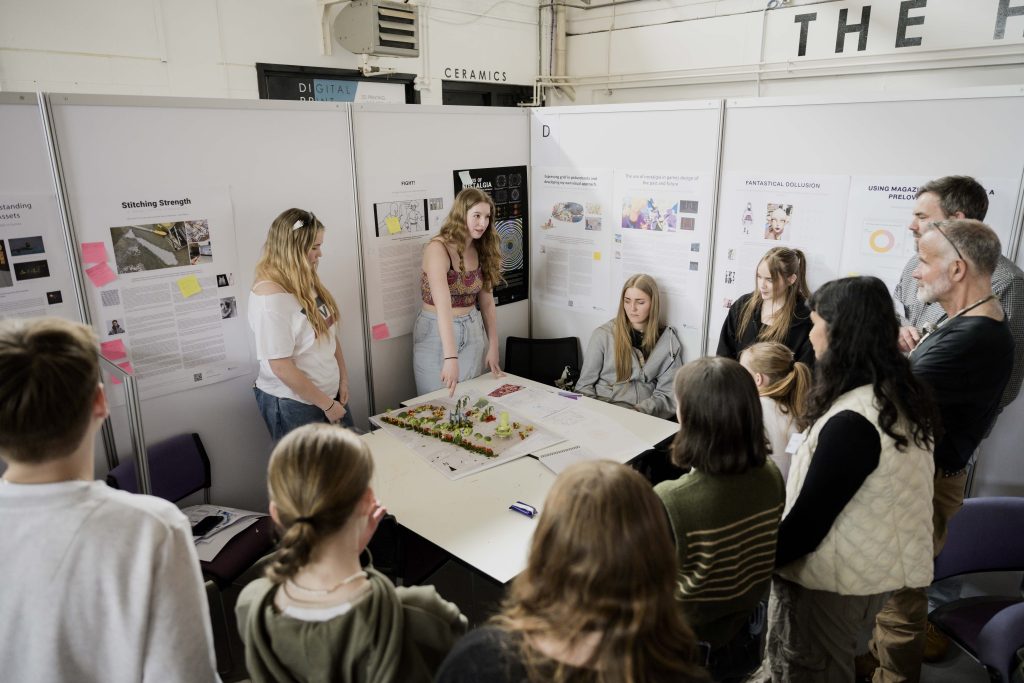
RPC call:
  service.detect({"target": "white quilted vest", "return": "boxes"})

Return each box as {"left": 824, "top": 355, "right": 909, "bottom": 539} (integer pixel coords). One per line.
{"left": 777, "top": 385, "right": 935, "bottom": 595}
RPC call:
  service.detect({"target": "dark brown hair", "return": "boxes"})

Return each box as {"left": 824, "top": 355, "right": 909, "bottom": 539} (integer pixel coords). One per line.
{"left": 917, "top": 175, "right": 988, "bottom": 221}
{"left": 494, "top": 460, "right": 707, "bottom": 683}
{"left": 265, "top": 424, "right": 373, "bottom": 584}
{"left": 671, "top": 357, "right": 769, "bottom": 474}
{"left": 0, "top": 317, "right": 100, "bottom": 463}
{"left": 803, "top": 277, "right": 938, "bottom": 451}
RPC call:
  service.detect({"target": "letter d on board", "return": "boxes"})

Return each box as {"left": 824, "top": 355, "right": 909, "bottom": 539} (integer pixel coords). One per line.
{"left": 542, "top": 124, "right": 550, "bottom": 137}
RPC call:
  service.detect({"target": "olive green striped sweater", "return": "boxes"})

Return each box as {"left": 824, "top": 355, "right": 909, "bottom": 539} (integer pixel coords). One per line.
{"left": 655, "top": 462, "right": 785, "bottom": 646}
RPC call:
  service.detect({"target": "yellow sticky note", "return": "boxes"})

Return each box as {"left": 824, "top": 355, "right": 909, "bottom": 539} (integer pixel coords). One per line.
{"left": 386, "top": 216, "right": 402, "bottom": 234}
{"left": 593, "top": 251, "right": 602, "bottom": 261}
{"left": 178, "top": 275, "right": 202, "bottom": 298}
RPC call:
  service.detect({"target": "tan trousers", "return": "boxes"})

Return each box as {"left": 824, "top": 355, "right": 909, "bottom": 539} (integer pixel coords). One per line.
{"left": 869, "top": 469, "right": 967, "bottom": 683}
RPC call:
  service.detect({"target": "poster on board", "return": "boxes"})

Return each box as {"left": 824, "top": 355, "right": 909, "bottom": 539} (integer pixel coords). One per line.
{"left": 709, "top": 173, "right": 851, "bottom": 344}
{"left": 452, "top": 165, "right": 529, "bottom": 306}
{"left": 0, "top": 194, "right": 78, "bottom": 322}
{"left": 610, "top": 169, "right": 715, "bottom": 349}
{"left": 362, "top": 172, "right": 451, "bottom": 340}
{"left": 531, "top": 167, "right": 614, "bottom": 313}
{"left": 839, "top": 175, "right": 1020, "bottom": 292}
{"left": 74, "top": 189, "right": 249, "bottom": 399}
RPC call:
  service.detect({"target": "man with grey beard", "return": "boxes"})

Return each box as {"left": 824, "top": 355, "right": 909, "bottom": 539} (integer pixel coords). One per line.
{"left": 867, "top": 219, "right": 1013, "bottom": 683}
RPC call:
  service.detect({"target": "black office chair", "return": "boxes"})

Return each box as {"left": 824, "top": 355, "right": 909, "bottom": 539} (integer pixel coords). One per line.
{"left": 504, "top": 336, "right": 581, "bottom": 389}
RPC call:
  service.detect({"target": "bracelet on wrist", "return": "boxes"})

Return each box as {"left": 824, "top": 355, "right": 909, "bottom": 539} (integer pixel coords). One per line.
{"left": 444, "top": 356, "right": 457, "bottom": 360}
{"left": 323, "top": 400, "right": 336, "bottom": 412}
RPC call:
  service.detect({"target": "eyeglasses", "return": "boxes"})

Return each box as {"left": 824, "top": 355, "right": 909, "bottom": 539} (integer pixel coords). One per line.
{"left": 929, "top": 221, "right": 965, "bottom": 262}
{"left": 292, "top": 211, "right": 316, "bottom": 231}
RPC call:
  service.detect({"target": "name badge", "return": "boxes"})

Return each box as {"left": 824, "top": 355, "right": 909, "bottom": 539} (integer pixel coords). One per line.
{"left": 785, "top": 432, "right": 805, "bottom": 455}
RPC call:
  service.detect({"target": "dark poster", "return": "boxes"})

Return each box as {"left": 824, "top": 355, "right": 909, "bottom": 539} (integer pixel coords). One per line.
{"left": 453, "top": 166, "right": 528, "bottom": 306}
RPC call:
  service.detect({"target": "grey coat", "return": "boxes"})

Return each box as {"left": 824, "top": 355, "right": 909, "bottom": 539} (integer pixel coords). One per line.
{"left": 576, "top": 320, "right": 683, "bottom": 420}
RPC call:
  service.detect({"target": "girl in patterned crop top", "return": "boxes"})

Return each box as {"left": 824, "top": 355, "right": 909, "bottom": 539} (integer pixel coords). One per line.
{"left": 414, "top": 188, "right": 505, "bottom": 395}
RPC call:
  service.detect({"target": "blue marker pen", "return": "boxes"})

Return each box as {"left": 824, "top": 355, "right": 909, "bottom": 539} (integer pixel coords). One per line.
{"left": 509, "top": 501, "right": 537, "bottom": 518}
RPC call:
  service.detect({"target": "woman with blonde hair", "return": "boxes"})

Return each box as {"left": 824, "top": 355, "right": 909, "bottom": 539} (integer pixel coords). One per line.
{"left": 739, "top": 341, "right": 812, "bottom": 481}
{"left": 414, "top": 187, "right": 505, "bottom": 396}
{"left": 576, "top": 273, "right": 682, "bottom": 419}
{"left": 436, "top": 460, "right": 708, "bottom": 683}
{"left": 249, "top": 208, "right": 353, "bottom": 439}
{"left": 236, "top": 424, "right": 467, "bottom": 683}
{"left": 717, "top": 247, "right": 814, "bottom": 365}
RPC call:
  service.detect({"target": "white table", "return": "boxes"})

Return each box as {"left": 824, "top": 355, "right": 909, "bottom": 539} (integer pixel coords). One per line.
{"left": 364, "top": 373, "right": 677, "bottom": 583}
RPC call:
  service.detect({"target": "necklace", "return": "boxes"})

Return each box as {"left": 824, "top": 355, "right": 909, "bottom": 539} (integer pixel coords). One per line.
{"left": 915, "top": 293, "right": 996, "bottom": 350}
{"left": 286, "top": 569, "right": 367, "bottom": 597}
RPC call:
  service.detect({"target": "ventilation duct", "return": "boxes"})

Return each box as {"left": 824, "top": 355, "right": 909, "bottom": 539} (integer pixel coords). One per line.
{"left": 332, "top": 0, "right": 419, "bottom": 58}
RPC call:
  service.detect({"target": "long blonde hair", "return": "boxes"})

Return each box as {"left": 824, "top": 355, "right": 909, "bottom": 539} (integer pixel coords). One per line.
{"left": 254, "top": 208, "right": 340, "bottom": 339}
{"left": 494, "top": 461, "right": 706, "bottom": 683}
{"left": 736, "top": 247, "right": 809, "bottom": 346}
{"left": 741, "top": 341, "right": 811, "bottom": 419}
{"left": 437, "top": 188, "right": 503, "bottom": 290}
{"left": 613, "top": 274, "right": 662, "bottom": 383}
{"left": 265, "top": 424, "right": 373, "bottom": 585}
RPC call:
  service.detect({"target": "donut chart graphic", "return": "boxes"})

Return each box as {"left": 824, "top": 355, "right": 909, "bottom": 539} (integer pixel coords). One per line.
{"left": 868, "top": 229, "right": 896, "bottom": 253}
{"left": 496, "top": 218, "right": 524, "bottom": 272}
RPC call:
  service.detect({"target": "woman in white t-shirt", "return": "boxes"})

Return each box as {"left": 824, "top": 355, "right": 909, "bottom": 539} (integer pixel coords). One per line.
{"left": 738, "top": 341, "right": 810, "bottom": 481}
{"left": 249, "top": 208, "right": 353, "bottom": 440}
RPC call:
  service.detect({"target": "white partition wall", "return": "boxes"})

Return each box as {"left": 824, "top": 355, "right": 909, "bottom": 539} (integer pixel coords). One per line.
{"left": 351, "top": 104, "right": 531, "bottom": 413}
{"left": 46, "top": 95, "right": 368, "bottom": 510}
{"left": 530, "top": 101, "right": 723, "bottom": 359}
{"left": 0, "top": 93, "right": 81, "bottom": 324}
{"left": 710, "top": 87, "right": 1024, "bottom": 349}
{"left": 711, "top": 87, "right": 1024, "bottom": 497}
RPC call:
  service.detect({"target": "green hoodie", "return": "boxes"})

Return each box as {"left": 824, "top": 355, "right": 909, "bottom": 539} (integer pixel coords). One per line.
{"left": 236, "top": 567, "right": 467, "bottom": 683}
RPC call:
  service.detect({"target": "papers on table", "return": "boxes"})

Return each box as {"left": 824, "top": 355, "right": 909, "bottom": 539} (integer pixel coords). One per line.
{"left": 489, "top": 386, "right": 650, "bottom": 463}
{"left": 537, "top": 445, "right": 606, "bottom": 474}
{"left": 184, "top": 504, "right": 265, "bottom": 563}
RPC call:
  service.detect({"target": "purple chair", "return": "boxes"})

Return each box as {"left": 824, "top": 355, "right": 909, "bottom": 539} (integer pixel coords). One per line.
{"left": 107, "top": 433, "right": 276, "bottom": 675}
{"left": 105, "top": 432, "right": 275, "bottom": 586}
{"left": 929, "top": 496, "right": 1024, "bottom": 682}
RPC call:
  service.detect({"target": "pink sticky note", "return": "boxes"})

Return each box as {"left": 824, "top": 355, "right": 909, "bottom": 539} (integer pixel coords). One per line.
{"left": 109, "top": 361, "right": 134, "bottom": 385}
{"left": 100, "top": 339, "right": 128, "bottom": 360}
{"left": 81, "top": 242, "right": 107, "bottom": 264}
{"left": 85, "top": 262, "right": 117, "bottom": 288}
{"left": 371, "top": 323, "right": 390, "bottom": 341}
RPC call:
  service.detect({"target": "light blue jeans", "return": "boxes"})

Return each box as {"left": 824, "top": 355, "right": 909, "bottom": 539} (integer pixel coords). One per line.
{"left": 412, "top": 308, "right": 487, "bottom": 395}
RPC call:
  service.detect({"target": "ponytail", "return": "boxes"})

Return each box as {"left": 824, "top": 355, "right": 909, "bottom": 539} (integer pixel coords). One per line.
{"left": 267, "top": 518, "right": 320, "bottom": 583}
{"left": 263, "top": 424, "right": 374, "bottom": 586}
{"left": 744, "top": 341, "right": 810, "bottom": 421}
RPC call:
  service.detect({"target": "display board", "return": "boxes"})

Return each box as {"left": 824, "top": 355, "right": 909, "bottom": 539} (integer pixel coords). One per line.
{"left": 710, "top": 89, "right": 1024, "bottom": 352}
{"left": 0, "top": 93, "right": 81, "bottom": 324}
{"left": 47, "top": 94, "right": 368, "bottom": 510}
{"left": 712, "top": 87, "right": 1024, "bottom": 498}
{"left": 351, "top": 103, "right": 531, "bottom": 413}
{"left": 530, "top": 101, "right": 723, "bottom": 361}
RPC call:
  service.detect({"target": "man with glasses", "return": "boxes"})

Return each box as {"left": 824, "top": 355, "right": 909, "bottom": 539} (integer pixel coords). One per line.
{"left": 865, "top": 219, "right": 1014, "bottom": 682}
{"left": 893, "top": 176, "right": 1024, "bottom": 411}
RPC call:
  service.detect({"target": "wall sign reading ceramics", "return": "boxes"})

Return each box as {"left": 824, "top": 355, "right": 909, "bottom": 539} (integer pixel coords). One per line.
{"left": 443, "top": 67, "right": 509, "bottom": 82}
